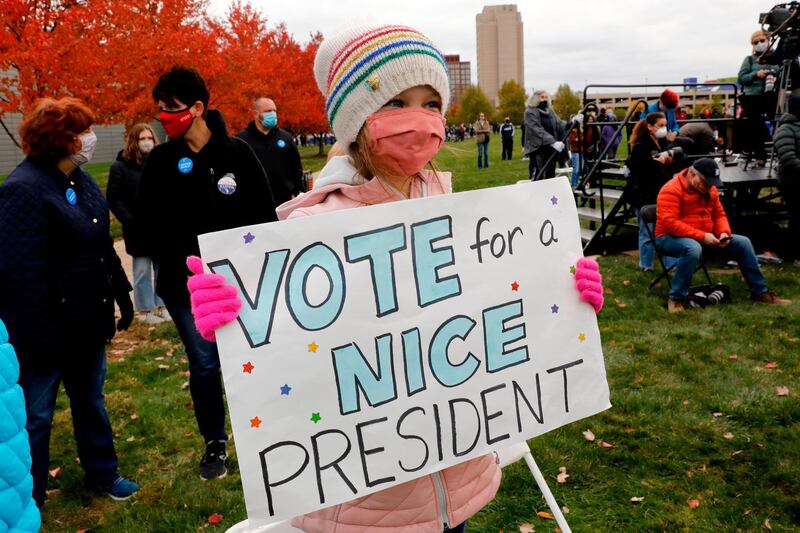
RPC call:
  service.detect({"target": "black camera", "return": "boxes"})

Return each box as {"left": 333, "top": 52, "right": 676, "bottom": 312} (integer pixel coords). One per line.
{"left": 650, "top": 146, "right": 684, "bottom": 161}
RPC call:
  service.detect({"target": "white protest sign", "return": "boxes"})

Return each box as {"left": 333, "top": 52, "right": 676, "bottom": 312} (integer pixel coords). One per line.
{"left": 198, "top": 177, "right": 610, "bottom": 527}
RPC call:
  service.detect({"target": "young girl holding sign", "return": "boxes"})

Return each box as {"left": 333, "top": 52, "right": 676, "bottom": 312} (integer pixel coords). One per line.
{"left": 186, "top": 23, "right": 604, "bottom": 533}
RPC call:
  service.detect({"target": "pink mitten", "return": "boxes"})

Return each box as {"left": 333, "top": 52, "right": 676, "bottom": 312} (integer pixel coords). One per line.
{"left": 574, "top": 257, "right": 604, "bottom": 313}
{"left": 187, "top": 256, "right": 242, "bottom": 341}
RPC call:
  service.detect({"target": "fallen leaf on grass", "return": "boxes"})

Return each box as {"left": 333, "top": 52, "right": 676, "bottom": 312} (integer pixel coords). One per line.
{"left": 48, "top": 467, "right": 61, "bottom": 478}
{"left": 605, "top": 287, "right": 614, "bottom": 295}
{"left": 728, "top": 354, "right": 738, "bottom": 361}
{"left": 126, "top": 436, "right": 135, "bottom": 442}
{"left": 536, "top": 511, "right": 554, "bottom": 520}
{"left": 614, "top": 298, "right": 626, "bottom": 308}
{"left": 731, "top": 450, "right": 743, "bottom": 456}
{"left": 776, "top": 386, "right": 789, "bottom": 396}
{"left": 609, "top": 340, "right": 617, "bottom": 347}
{"left": 624, "top": 427, "right": 636, "bottom": 433}
{"left": 181, "top": 381, "right": 190, "bottom": 390}
{"left": 687, "top": 499, "right": 700, "bottom": 509}
{"left": 623, "top": 279, "right": 631, "bottom": 285}
{"left": 630, "top": 496, "right": 644, "bottom": 504}
{"left": 561, "top": 506, "right": 569, "bottom": 514}
{"left": 686, "top": 470, "right": 694, "bottom": 478}
{"left": 764, "top": 362, "right": 779, "bottom": 369}
{"left": 518, "top": 524, "right": 535, "bottom": 533}
{"left": 743, "top": 509, "right": 753, "bottom": 516}
{"left": 208, "top": 513, "right": 224, "bottom": 525}
{"left": 556, "top": 466, "right": 569, "bottom": 484}
{"left": 77, "top": 529, "right": 88, "bottom": 533}
{"left": 158, "top": 364, "right": 170, "bottom": 370}
{"left": 697, "top": 465, "right": 707, "bottom": 473}
{"left": 723, "top": 432, "right": 734, "bottom": 440}
{"left": 582, "top": 429, "right": 595, "bottom": 441}
{"left": 154, "top": 356, "right": 165, "bottom": 361}
{"left": 147, "top": 326, "right": 155, "bottom": 331}
{"left": 597, "top": 439, "right": 615, "bottom": 448}
{"left": 130, "top": 413, "right": 139, "bottom": 420}
{"left": 45, "top": 489, "right": 61, "bottom": 498}
{"left": 713, "top": 412, "right": 723, "bottom": 417}
{"left": 764, "top": 518, "right": 772, "bottom": 531}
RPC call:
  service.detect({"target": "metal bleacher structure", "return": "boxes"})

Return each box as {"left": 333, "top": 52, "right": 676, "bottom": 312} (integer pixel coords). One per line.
{"left": 533, "top": 83, "right": 788, "bottom": 256}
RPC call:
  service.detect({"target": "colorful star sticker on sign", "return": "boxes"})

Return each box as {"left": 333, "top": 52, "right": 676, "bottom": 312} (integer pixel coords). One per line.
{"left": 280, "top": 384, "right": 292, "bottom": 396}
{"left": 550, "top": 195, "right": 558, "bottom": 205}
{"left": 511, "top": 281, "right": 519, "bottom": 291}
{"left": 243, "top": 232, "right": 255, "bottom": 244}
{"left": 310, "top": 412, "right": 322, "bottom": 424}
{"left": 250, "top": 416, "right": 262, "bottom": 428}
{"left": 578, "top": 332, "right": 586, "bottom": 342}
{"left": 307, "top": 342, "right": 319, "bottom": 353}
{"left": 569, "top": 265, "right": 577, "bottom": 275}
{"left": 242, "top": 361, "right": 254, "bottom": 374}
{"left": 551, "top": 304, "right": 559, "bottom": 314}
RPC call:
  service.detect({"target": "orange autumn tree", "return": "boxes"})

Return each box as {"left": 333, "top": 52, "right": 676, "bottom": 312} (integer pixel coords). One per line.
{"left": 0, "top": 0, "right": 327, "bottom": 146}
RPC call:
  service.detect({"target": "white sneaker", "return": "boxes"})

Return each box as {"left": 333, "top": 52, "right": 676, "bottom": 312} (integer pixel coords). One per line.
{"left": 155, "top": 307, "right": 172, "bottom": 321}
{"left": 136, "top": 312, "right": 165, "bottom": 325}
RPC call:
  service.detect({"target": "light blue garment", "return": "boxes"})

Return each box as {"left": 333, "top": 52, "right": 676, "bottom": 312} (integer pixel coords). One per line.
{"left": 0, "top": 319, "right": 41, "bottom": 533}
{"left": 645, "top": 101, "right": 679, "bottom": 133}
{"left": 132, "top": 256, "right": 163, "bottom": 312}
{"left": 261, "top": 111, "right": 278, "bottom": 128}
{"left": 570, "top": 152, "right": 582, "bottom": 188}
{"left": 637, "top": 208, "right": 677, "bottom": 270}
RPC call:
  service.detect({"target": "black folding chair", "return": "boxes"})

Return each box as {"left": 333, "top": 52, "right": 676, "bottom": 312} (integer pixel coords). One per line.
{"left": 641, "top": 204, "right": 714, "bottom": 290}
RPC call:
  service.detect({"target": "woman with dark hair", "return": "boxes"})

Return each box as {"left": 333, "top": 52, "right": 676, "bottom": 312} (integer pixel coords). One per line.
{"left": 627, "top": 112, "right": 678, "bottom": 271}
{"left": 107, "top": 123, "right": 167, "bottom": 325}
{"left": 0, "top": 97, "right": 140, "bottom": 506}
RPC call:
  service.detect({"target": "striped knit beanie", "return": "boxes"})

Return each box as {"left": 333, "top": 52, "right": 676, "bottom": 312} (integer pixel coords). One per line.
{"left": 314, "top": 24, "right": 450, "bottom": 147}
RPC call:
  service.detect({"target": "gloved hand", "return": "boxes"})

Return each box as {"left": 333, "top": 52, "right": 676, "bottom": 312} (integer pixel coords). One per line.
{"left": 574, "top": 257, "right": 604, "bottom": 313}
{"left": 551, "top": 141, "right": 565, "bottom": 152}
{"left": 187, "top": 256, "right": 242, "bottom": 342}
{"left": 571, "top": 113, "right": 584, "bottom": 124}
{"left": 115, "top": 290, "right": 134, "bottom": 331}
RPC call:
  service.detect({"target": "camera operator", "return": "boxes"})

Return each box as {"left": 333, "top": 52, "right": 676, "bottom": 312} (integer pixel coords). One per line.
{"left": 738, "top": 29, "right": 780, "bottom": 166}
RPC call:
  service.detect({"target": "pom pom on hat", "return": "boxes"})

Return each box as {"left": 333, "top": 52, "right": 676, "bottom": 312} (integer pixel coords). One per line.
{"left": 314, "top": 23, "right": 450, "bottom": 146}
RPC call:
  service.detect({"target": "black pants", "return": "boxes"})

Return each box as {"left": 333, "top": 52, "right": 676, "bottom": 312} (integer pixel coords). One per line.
{"left": 501, "top": 137, "right": 513, "bottom": 159}
{"left": 740, "top": 94, "right": 776, "bottom": 160}
{"left": 534, "top": 146, "right": 558, "bottom": 180}
{"left": 779, "top": 179, "right": 800, "bottom": 260}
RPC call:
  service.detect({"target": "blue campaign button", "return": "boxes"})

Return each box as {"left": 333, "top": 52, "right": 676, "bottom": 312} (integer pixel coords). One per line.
{"left": 277, "top": 139, "right": 286, "bottom": 149}
{"left": 65, "top": 188, "right": 77, "bottom": 205}
{"left": 178, "top": 157, "right": 194, "bottom": 174}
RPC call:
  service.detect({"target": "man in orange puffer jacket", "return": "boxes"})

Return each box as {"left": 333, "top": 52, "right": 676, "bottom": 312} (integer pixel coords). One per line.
{"left": 655, "top": 158, "right": 792, "bottom": 312}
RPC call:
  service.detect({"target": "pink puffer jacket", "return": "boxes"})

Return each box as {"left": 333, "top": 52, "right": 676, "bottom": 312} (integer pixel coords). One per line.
{"left": 278, "top": 157, "right": 502, "bottom": 532}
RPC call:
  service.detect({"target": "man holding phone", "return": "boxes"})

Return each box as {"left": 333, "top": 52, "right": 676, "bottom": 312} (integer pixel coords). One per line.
{"left": 655, "top": 158, "right": 792, "bottom": 312}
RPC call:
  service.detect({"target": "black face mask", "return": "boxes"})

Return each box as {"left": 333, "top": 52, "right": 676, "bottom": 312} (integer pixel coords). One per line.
{"left": 538, "top": 101, "right": 549, "bottom": 110}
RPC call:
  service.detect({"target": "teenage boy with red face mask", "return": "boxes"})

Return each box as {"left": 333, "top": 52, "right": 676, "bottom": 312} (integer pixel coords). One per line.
{"left": 135, "top": 66, "right": 277, "bottom": 481}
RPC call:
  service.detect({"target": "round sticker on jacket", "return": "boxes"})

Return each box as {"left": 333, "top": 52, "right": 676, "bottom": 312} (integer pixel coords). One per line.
{"left": 178, "top": 157, "right": 193, "bottom": 174}
{"left": 277, "top": 139, "right": 286, "bottom": 149}
{"left": 217, "top": 173, "right": 237, "bottom": 195}
{"left": 65, "top": 188, "right": 77, "bottom": 205}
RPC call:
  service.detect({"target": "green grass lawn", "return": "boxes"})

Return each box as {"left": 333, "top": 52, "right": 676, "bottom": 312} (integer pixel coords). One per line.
{"left": 19, "top": 135, "right": 800, "bottom": 532}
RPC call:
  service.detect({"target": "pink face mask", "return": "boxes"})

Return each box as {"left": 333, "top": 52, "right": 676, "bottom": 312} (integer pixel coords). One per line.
{"left": 366, "top": 107, "right": 446, "bottom": 176}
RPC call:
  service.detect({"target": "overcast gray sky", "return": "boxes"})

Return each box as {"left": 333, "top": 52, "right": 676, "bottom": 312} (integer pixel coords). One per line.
{"left": 208, "top": 0, "right": 770, "bottom": 95}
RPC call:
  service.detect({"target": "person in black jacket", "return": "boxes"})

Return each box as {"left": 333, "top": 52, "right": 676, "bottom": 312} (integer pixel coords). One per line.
{"left": 0, "top": 97, "right": 139, "bottom": 506}
{"left": 135, "top": 66, "right": 277, "bottom": 481}
{"left": 107, "top": 123, "right": 167, "bottom": 325}
{"left": 236, "top": 97, "right": 304, "bottom": 206}
{"left": 500, "top": 117, "right": 515, "bottom": 160}
{"left": 773, "top": 95, "right": 800, "bottom": 262}
{"left": 627, "top": 112, "right": 679, "bottom": 271}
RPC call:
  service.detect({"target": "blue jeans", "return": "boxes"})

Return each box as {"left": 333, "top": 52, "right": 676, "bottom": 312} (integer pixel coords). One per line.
{"left": 19, "top": 344, "right": 118, "bottom": 506}
{"left": 132, "top": 256, "right": 164, "bottom": 312}
{"left": 655, "top": 234, "right": 768, "bottom": 301}
{"left": 164, "top": 300, "right": 228, "bottom": 443}
{"left": 477, "top": 141, "right": 489, "bottom": 168}
{"left": 570, "top": 152, "right": 582, "bottom": 188}
{"left": 637, "top": 208, "right": 677, "bottom": 270}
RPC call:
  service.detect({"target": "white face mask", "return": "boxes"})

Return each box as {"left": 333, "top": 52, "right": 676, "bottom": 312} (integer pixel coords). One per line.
{"left": 69, "top": 131, "right": 97, "bottom": 166}
{"left": 754, "top": 42, "right": 768, "bottom": 53}
{"left": 654, "top": 126, "right": 668, "bottom": 139}
{"left": 139, "top": 139, "right": 154, "bottom": 154}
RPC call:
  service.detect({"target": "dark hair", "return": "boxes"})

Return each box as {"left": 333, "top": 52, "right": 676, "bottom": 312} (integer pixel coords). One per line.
{"left": 629, "top": 112, "right": 666, "bottom": 144}
{"left": 152, "top": 66, "right": 209, "bottom": 114}
{"left": 20, "top": 97, "right": 94, "bottom": 161}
